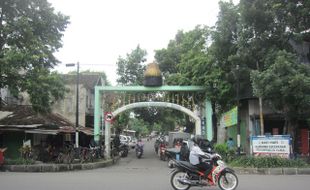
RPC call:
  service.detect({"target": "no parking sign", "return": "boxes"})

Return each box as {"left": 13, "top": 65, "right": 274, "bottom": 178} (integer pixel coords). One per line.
{"left": 104, "top": 112, "right": 113, "bottom": 122}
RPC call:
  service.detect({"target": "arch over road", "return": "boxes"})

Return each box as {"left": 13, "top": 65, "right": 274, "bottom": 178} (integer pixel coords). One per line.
{"left": 94, "top": 85, "right": 213, "bottom": 158}
{"left": 112, "top": 102, "right": 201, "bottom": 135}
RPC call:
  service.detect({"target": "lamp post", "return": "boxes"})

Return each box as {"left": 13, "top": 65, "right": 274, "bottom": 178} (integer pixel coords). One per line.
{"left": 65, "top": 62, "right": 80, "bottom": 148}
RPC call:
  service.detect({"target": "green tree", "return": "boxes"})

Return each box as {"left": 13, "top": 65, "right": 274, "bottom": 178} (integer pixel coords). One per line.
{"left": 116, "top": 45, "right": 147, "bottom": 85}
{"left": 251, "top": 51, "right": 310, "bottom": 150}
{"left": 115, "top": 45, "right": 170, "bottom": 127}
{"left": 155, "top": 19, "right": 239, "bottom": 140}
{"left": 238, "top": 0, "right": 310, "bottom": 151}
{"left": 112, "top": 111, "right": 130, "bottom": 132}
{"left": 129, "top": 118, "right": 149, "bottom": 137}
{"left": 155, "top": 26, "right": 211, "bottom": 135}
{"left": 152, "top": 122, "right": 162, "bottom": 132}
{"left": 0, "top": 0, "right": 69, "bottom": 112}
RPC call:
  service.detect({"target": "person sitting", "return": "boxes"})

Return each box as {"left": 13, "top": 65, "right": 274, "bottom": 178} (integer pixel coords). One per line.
{"left": 189, "top": 137, "right": 218, "bottom": 175}
{"left": 174, "top": 140, "right": 182, "bottom": 150}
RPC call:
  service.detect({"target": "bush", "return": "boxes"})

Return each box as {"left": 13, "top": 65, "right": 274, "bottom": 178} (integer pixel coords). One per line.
{"left": 214, "top": 143, "right": 236, "bottom": 163}
{"left": 4, "top": 158, "right": 35, "bottom": 165}
{"left": 230, "top": 156, "right": 308, "bottom": 168}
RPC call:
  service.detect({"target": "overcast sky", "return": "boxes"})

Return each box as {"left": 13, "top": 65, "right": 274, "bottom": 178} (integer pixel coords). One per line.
{"left": 49, "top": 0, "right": 229, "bottom": 85}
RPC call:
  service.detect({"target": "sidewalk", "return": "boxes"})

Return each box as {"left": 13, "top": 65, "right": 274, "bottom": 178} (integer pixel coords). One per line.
{"left": 2, "top": 158, "right": 310, "bottom": 174}
{"left": 1, "top": 157, "right": 119, "bottom": 172}
{"left": 234, "top": 167, "right": 310, "bottom": 175}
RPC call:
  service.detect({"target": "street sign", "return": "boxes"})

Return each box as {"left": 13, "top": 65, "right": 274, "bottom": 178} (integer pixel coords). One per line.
{"left": 105, "top": 112, "right": 113, "bottom": 122}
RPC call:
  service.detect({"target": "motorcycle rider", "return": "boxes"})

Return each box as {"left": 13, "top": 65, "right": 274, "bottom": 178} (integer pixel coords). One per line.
{"left": 189, "top": 137, "right": 217, "bottom": 175}
{"left": 136, "top": 139, "right": 144, "bottom": 152}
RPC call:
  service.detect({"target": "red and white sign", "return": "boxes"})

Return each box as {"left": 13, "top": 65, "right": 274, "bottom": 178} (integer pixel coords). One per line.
{"left": 104, "top": 112, "right": 113, "bottom": 122}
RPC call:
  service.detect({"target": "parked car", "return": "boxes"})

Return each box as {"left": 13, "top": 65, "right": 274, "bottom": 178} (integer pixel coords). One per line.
{"left": 119, "top": 135, "right": 128, "bottom": 145}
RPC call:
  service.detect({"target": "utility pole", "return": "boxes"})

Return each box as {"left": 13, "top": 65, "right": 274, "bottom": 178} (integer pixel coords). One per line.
{"left": 259, "top": 97, "right": 264, "bottom": 135}
{"left": 236, "top": 64, "right": 241, "bottom": 155}
{"left": 75, "top": 62, "right": 79, "bottom": 148}
{"left": 66, "top": 62, "right": 80, "bottom": 148}
{"left": 256, "top": 61, "right": 264, "bottom": 135}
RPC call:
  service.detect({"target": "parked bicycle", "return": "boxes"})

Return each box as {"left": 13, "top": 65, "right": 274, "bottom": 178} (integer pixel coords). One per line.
{"left": 19, "top": 145, "right": 38, "bottom": 162}
{"left": 56, "top": 144, "right": 75, "bottom": 164}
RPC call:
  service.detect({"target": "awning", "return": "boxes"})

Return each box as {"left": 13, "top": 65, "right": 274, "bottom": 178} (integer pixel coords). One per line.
{"left": 79, "top": 127, "right": 94, "bottom": 136}
{"left": 0, "top": 124, "right": 42, "bottom": 129}
{"left": 58, "top": 126, "right": 75, "bottom": 133}
{"left": 25, "top": 129, "right": 58, "bottom": 135}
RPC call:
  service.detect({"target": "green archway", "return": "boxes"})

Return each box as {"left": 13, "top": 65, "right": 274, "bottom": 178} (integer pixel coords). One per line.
{"left": 94, "top": 85, "right": 212, "bottom": 158}
{"left": 112, "top": 102, "right": 201, "bottom": 134}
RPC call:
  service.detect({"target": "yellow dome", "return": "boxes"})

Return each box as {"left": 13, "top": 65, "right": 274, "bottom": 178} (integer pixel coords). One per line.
{"left": 144, "top": 62, "right": 161, "bottom": 77}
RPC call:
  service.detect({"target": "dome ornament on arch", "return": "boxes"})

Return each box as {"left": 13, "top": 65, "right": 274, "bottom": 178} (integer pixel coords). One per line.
{"left": 143, "top": 62, "right": 163, "bottom": 87}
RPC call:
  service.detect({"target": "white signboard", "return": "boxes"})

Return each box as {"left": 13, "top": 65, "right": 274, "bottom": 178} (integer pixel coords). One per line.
{"left": 251, "top": 135, "right": 291, "bottom": 158}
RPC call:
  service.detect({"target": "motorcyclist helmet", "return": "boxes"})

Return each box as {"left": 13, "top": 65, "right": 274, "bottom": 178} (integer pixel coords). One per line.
{"left": 191, "top": 136, "right": 199, "bottom": 145}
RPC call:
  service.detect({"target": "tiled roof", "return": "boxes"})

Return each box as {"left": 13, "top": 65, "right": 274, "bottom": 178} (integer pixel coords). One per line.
{"left": 0, "top": 105, "right": 94, "bottom": 135}
{"left": 0, "top": 105, "right": 74, "bottom": 128}
{"left": 61, "top": 74, "right": 103, "bottom": 89}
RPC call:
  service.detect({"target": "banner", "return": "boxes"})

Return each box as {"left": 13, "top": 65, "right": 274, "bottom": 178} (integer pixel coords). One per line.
{"left": 201, "top": 117, "right": 206, "bottom": 136}
{"left": 250, "top": 135, "right": 291, "bottom": 158}
{"left": 222, "top": 106, "right": 237, "bottom": 127}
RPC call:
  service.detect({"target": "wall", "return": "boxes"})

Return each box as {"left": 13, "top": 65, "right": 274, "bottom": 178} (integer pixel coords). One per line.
{"left": 1, "top": 132, "right": 24, "bottom": 159}
{"left": 52, "top": 84, "right": 86, "bottom": 127}
{"left": 218, "top": 100, "right": 250, "bottom": 153}
{"left": 85, "top": 89, "right": 94, "bottom": 115}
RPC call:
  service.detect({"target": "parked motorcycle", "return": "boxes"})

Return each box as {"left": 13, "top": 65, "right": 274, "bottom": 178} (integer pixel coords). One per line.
{"left": 119, "top": 142, "right": 129, "bottom": 157}
{"left": 135, "top": 141, "right": 144, "bottom": 159}
{"left": 170, "top": 154, "right": 238, "bottom": 190}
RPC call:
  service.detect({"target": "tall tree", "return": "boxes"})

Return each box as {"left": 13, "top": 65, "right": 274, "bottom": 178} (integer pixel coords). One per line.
{"left": 252, "top": 51, "right": 310, "bottom": 150}
{"left": 238, "top": 0, "right": 310, "bottom": 151}
{"left": 0, "top": 0, "right": 69, "bottom": 112}
{"left": 116, "top": 45, "right": 147, "bottom": 85}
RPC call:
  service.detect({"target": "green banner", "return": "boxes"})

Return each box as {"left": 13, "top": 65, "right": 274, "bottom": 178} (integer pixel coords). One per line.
{"left": 223, "top": 106, "right": 237, "bottom": 127}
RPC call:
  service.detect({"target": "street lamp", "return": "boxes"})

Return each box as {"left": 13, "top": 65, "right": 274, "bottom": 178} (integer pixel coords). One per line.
{"left": 66, "top": 62, "right": 80, "bottom": 148}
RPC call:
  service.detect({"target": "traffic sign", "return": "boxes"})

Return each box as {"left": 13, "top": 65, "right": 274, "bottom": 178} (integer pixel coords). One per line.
{"left": 105, "top": 112, "right": 113, "bottom": 122}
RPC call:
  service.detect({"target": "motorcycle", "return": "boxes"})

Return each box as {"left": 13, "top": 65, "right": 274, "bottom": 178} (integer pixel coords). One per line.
{"left": 170, "top": 154, "right": 238, "bottom": 190}
{"left": 159, "top": 143, "right": 167, "bottom": 161}
{"left": 135, "top": 142, "right": 144, "bottom": 159}
{"left": 119, "top": 142, "right": 129, "bottom": 157}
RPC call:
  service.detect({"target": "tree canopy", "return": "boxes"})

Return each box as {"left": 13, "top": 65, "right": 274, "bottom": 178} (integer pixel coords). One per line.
{"left": 154, "top": 0, "right": 310, "bottom": 147}
{"left": 116, "top": 45, "right": 147, "bottom": 86}
{"left": 113, "top": 0, "right": 310, "bottom": 149}
{"left": 0, "top": 0, "right": 70, "bottom": 112}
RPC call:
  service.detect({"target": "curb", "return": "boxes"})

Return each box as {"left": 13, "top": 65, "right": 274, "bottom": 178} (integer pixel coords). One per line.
{"left": 1, "top": 157, "right": 120, "bottom": 172}
{"left": 234, "top": 167, "right": 310, "bottom": 175}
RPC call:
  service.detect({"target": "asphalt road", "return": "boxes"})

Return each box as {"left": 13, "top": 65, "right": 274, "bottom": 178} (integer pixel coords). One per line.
{"left": 1, "top": 139, "right": 310, "bottom": 190}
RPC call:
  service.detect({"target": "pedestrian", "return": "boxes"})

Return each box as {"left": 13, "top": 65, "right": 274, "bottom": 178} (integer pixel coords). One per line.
{"left": 227, "top": 137, "right": 234, "bottom": 150}
{"left": 0, "top": 147, "right": 7, "bottom": 166}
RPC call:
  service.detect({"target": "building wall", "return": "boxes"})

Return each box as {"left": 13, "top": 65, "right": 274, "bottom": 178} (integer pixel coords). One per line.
{"left": 1, "top": 131, "right": 24, "bottom": 159}
{"left": 85, "top": 89, "right": 94, "bottom": 115}
{"left": 52, "top": 84, "right": 86, "bottom": 127}
{"left": 218, "top": 100, "right": 252, "bottom": 154}
{"left": 0, "top": 88, "right": 21, "bottom": 105}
